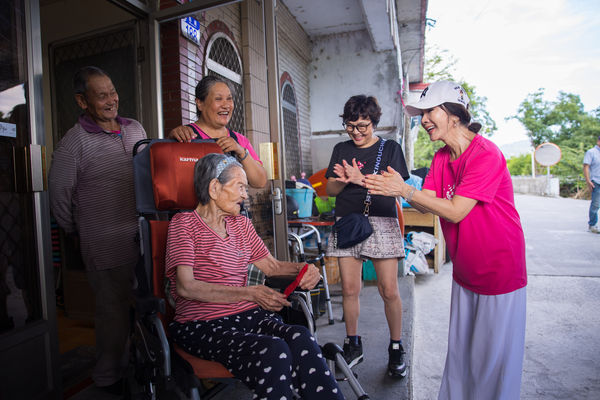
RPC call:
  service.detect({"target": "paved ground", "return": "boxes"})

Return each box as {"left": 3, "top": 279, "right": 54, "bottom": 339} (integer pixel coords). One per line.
{"left": 412, "top": 194, "right": 600, "bottom": 400}
{"left": 313, "top": 277, "right": 414, "bottom": 400}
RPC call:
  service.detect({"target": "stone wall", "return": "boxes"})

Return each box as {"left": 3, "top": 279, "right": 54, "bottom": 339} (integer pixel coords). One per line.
{"left": 512, "top": 176, "right": 560, "bottom": 197}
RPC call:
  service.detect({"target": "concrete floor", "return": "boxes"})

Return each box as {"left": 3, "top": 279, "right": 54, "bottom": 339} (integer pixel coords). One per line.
{"left": 412, "top": 194, "right": 600, "bottom": 400}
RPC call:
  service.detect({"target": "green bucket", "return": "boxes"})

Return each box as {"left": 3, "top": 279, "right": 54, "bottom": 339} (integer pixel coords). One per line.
{"left": 362, "top": 260, "right": 377, "bottom": 281}
{"left": 314, "top": 196, "right": 336, "bottom": 214}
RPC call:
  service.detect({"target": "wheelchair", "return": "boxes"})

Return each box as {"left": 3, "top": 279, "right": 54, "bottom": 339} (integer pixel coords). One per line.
{"left": 128, "top": 139, "right": 369, "bottom": 399}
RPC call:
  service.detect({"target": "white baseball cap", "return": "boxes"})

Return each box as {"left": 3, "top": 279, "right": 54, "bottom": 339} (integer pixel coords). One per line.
{"left": 405, "top": 80, "right": 471, "bottom": 117}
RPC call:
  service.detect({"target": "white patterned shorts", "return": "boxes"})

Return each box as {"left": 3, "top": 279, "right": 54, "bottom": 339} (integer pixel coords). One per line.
{"left": 326, "top": 216, "right": 405, "bottom": 260}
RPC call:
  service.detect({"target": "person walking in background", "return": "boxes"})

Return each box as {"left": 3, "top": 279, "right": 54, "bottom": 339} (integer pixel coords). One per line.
{"left": 325, "top": 95, "right": 410, "bottom": 378}
{"left": 49, "top": 66, "right": 147, "bottom": 395}
{"left": 168, "top": 75, "right": 267, "bottom": 189}
{"left": 365, "top": 80, "right": 527, "bottom": 399}
{"left": 583, "top": 135, "right": 600, "bottom": 233}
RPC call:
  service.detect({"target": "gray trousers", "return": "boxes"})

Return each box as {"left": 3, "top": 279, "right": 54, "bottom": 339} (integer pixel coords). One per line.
{"left": 87, "top": 264, "right": 134, "bottom": 386}
{"left": 438, "top": 280, "right": 526, "bottom": 400}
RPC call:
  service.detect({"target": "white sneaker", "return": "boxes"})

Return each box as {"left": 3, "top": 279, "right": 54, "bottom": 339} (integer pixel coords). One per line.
{"left": 589, "top": 225, "right": 600, "bottom": 234}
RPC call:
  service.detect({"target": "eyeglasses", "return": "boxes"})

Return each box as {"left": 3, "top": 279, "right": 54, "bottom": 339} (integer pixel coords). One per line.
{"left": 343, "top": 122, "right": 372, "bottom": 133}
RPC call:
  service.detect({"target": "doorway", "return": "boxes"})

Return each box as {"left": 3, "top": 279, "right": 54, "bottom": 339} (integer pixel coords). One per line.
{"left": 39, "top": 0, "right": 143, "bottom": 397}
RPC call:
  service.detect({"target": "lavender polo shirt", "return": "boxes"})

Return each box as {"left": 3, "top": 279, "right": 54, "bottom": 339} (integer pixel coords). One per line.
{"left": 583, "top": 145, "right": 600, "bottom": 183}
{"left": 49, "top": 114, "right": 147, "bottom": 271}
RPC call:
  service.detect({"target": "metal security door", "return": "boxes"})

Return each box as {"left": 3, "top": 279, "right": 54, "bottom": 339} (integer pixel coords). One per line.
{"left": 0, "top": 0, "right": 60, "bottom": 398}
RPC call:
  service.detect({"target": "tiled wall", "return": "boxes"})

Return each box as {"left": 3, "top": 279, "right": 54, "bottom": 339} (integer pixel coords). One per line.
{"left": 276, "top": 3, "right": 314, "bottom": 177}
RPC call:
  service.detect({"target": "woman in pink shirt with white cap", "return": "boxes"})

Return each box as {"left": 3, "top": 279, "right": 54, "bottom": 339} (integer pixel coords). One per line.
{"left": 365, "top": 80, "right": 527, "bottom": 400}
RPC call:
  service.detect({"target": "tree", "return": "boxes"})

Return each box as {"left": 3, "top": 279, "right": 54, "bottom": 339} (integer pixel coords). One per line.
{"left": 510, "top": 89, "right": 600, "bottom": 196}
{"left": 511, "top": 89, "right": 600, "bottom": 146}
{"left": 412, "top": 45, "right": 497, "bottom": 169}
{"left": 413, "top": 125, "right": 444, "bottom": 170}
{"left": 506, "top": 153, "right": 532, "bottom": 177}
{"left": 422, "top": 45, "right": 497, "bottom": 136}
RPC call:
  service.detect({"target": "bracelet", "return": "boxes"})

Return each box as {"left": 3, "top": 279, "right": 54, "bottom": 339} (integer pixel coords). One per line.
{"left": 406, "top": 185, "right": 416, "bottom": 202}
{"left": 238, "top": 148, "right": 249, "bottom": 162}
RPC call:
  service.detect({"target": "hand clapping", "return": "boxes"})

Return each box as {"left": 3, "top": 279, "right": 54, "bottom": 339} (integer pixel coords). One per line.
{"left": 364, "top": 166, "right": 407, "bottom": 197}
{"left": 333, "top": 158, "right": 365, "bottom": 186}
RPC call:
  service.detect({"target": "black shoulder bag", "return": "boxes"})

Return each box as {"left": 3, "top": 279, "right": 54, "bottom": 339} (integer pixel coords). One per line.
{"left": 333, "top": 138, "right": 386, "bottom": 249}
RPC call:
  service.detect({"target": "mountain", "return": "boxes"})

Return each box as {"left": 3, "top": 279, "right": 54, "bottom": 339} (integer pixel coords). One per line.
{"left": 499, "top": 140, "right": 533, "bottom": 159}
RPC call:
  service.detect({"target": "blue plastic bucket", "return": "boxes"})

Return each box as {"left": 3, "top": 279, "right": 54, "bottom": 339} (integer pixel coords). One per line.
{"left": 286, "top": 188, "right": 313, "bottom": 218}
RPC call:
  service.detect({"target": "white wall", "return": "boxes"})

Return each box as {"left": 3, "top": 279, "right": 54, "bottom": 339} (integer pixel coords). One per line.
{"left": 309, "top": 30, "right": 402, "bottom": 133}
{"left": 512, "top": 176, "right": 560, "bottom": 197}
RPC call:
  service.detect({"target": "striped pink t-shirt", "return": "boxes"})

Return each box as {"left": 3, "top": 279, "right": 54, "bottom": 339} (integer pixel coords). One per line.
{"left": 165, "top": 211, "right": 270, "bottom": 322}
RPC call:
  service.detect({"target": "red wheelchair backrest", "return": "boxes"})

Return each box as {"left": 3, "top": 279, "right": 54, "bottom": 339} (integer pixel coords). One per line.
{"left": 150, "top": 141, "right": 223, "bottom": 210}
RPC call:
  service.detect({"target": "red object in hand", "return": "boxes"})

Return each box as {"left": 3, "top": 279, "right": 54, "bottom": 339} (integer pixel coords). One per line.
{"left": 284, "top": 264, "right": 309, "bottom": 297}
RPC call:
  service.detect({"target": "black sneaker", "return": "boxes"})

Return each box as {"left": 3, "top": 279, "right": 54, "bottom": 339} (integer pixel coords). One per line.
{"left": 342, "top": 336, "right": 364, "bottom": 368}
{"left": 388, "top": 342, "right": 407, "bottom": 378}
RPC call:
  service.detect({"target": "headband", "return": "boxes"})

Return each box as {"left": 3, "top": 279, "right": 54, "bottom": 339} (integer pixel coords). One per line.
{"left": 214, "top": 156, "right": 238, "bottom": 179}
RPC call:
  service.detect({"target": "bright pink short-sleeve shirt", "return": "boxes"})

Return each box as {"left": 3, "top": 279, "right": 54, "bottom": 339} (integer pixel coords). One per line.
{"left": 423, "top": 135, "right": 527, "bottom": 295}
{"left": 165, "top": 211, "right": 270, "bottom": 322}
{"left": 189, "top": 123, "right": 262, "bottom": 165}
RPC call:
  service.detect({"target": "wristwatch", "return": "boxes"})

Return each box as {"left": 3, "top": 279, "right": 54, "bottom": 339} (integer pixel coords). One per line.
{"left": 238, "top": 148, "right": 249, "bottom": 161}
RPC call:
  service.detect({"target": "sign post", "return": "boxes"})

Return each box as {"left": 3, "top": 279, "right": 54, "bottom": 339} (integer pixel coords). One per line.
{"left": 534, "top": 142, "right": 562, "bottom": 196}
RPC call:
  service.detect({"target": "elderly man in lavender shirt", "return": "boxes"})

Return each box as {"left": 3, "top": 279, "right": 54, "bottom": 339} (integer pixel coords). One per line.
{"left": 49, "top": 66, "right": 146, "bottom": 394}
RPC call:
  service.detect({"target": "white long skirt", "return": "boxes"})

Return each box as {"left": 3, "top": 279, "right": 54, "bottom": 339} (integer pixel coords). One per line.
{"left": 438, "top": 280, "right": 527, "bottom": 400}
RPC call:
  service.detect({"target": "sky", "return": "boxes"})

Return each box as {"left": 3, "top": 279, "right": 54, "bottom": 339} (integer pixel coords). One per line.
{"left": 0, "top": 84, "right": 25, "bottom": 116}
{"left": 425, "top": 0, "right": 600, "bottom": 147}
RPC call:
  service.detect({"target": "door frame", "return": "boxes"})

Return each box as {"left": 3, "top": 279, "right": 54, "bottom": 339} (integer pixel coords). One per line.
{"left": 0, "top": 0, "right": 61, "bottom": 398}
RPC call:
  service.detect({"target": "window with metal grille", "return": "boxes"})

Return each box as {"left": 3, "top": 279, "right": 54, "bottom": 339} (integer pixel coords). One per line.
{"left": 281, "top": 82, "right": 301, "bottom": 179}
{"left": 205, "top": 33, "right": 244, "bottom": 134}
{"left": 50, "top": 28, "right": 137, "bottom": 143}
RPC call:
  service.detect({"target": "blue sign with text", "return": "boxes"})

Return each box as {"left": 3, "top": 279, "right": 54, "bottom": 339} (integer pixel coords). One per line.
{"left": 181, "top": 16, "right": 201, "bottom": 45}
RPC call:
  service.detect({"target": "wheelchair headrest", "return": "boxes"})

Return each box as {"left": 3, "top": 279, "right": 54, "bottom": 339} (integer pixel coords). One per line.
{"left": 133, "top": 139, "right": 223, "bottom": 212}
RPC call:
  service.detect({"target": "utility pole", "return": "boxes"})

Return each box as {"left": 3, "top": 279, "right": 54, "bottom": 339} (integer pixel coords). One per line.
{"left": 403, "top": 71, "right": 415, "bottom": 171}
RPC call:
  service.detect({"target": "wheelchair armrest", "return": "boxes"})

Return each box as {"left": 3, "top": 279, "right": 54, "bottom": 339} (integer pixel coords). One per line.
{"left": 135, "top": 294, "right": 166, "bottom": 315}
{"left": 264, "top": 275, "right": 297, "bottom": 291}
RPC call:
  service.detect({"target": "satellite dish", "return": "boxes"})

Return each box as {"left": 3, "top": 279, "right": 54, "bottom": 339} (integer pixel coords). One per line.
{"left": 534, "top": 142, "right": 561, "bottom": 166}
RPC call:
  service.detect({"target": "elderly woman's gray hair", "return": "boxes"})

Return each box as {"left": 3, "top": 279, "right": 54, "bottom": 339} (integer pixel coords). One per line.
{"left": 194, "top": 153, "right": 243, "bottom": 204}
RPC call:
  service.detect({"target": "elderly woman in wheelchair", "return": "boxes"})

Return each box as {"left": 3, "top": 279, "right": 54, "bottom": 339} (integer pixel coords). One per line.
{"left": 165, "top": 153, "right": 344, "bottom": 400}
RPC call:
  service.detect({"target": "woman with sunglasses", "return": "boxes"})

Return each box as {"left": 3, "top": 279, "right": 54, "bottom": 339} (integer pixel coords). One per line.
{"left": 325, "top": 95, "right": 410, "bottom": 378}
